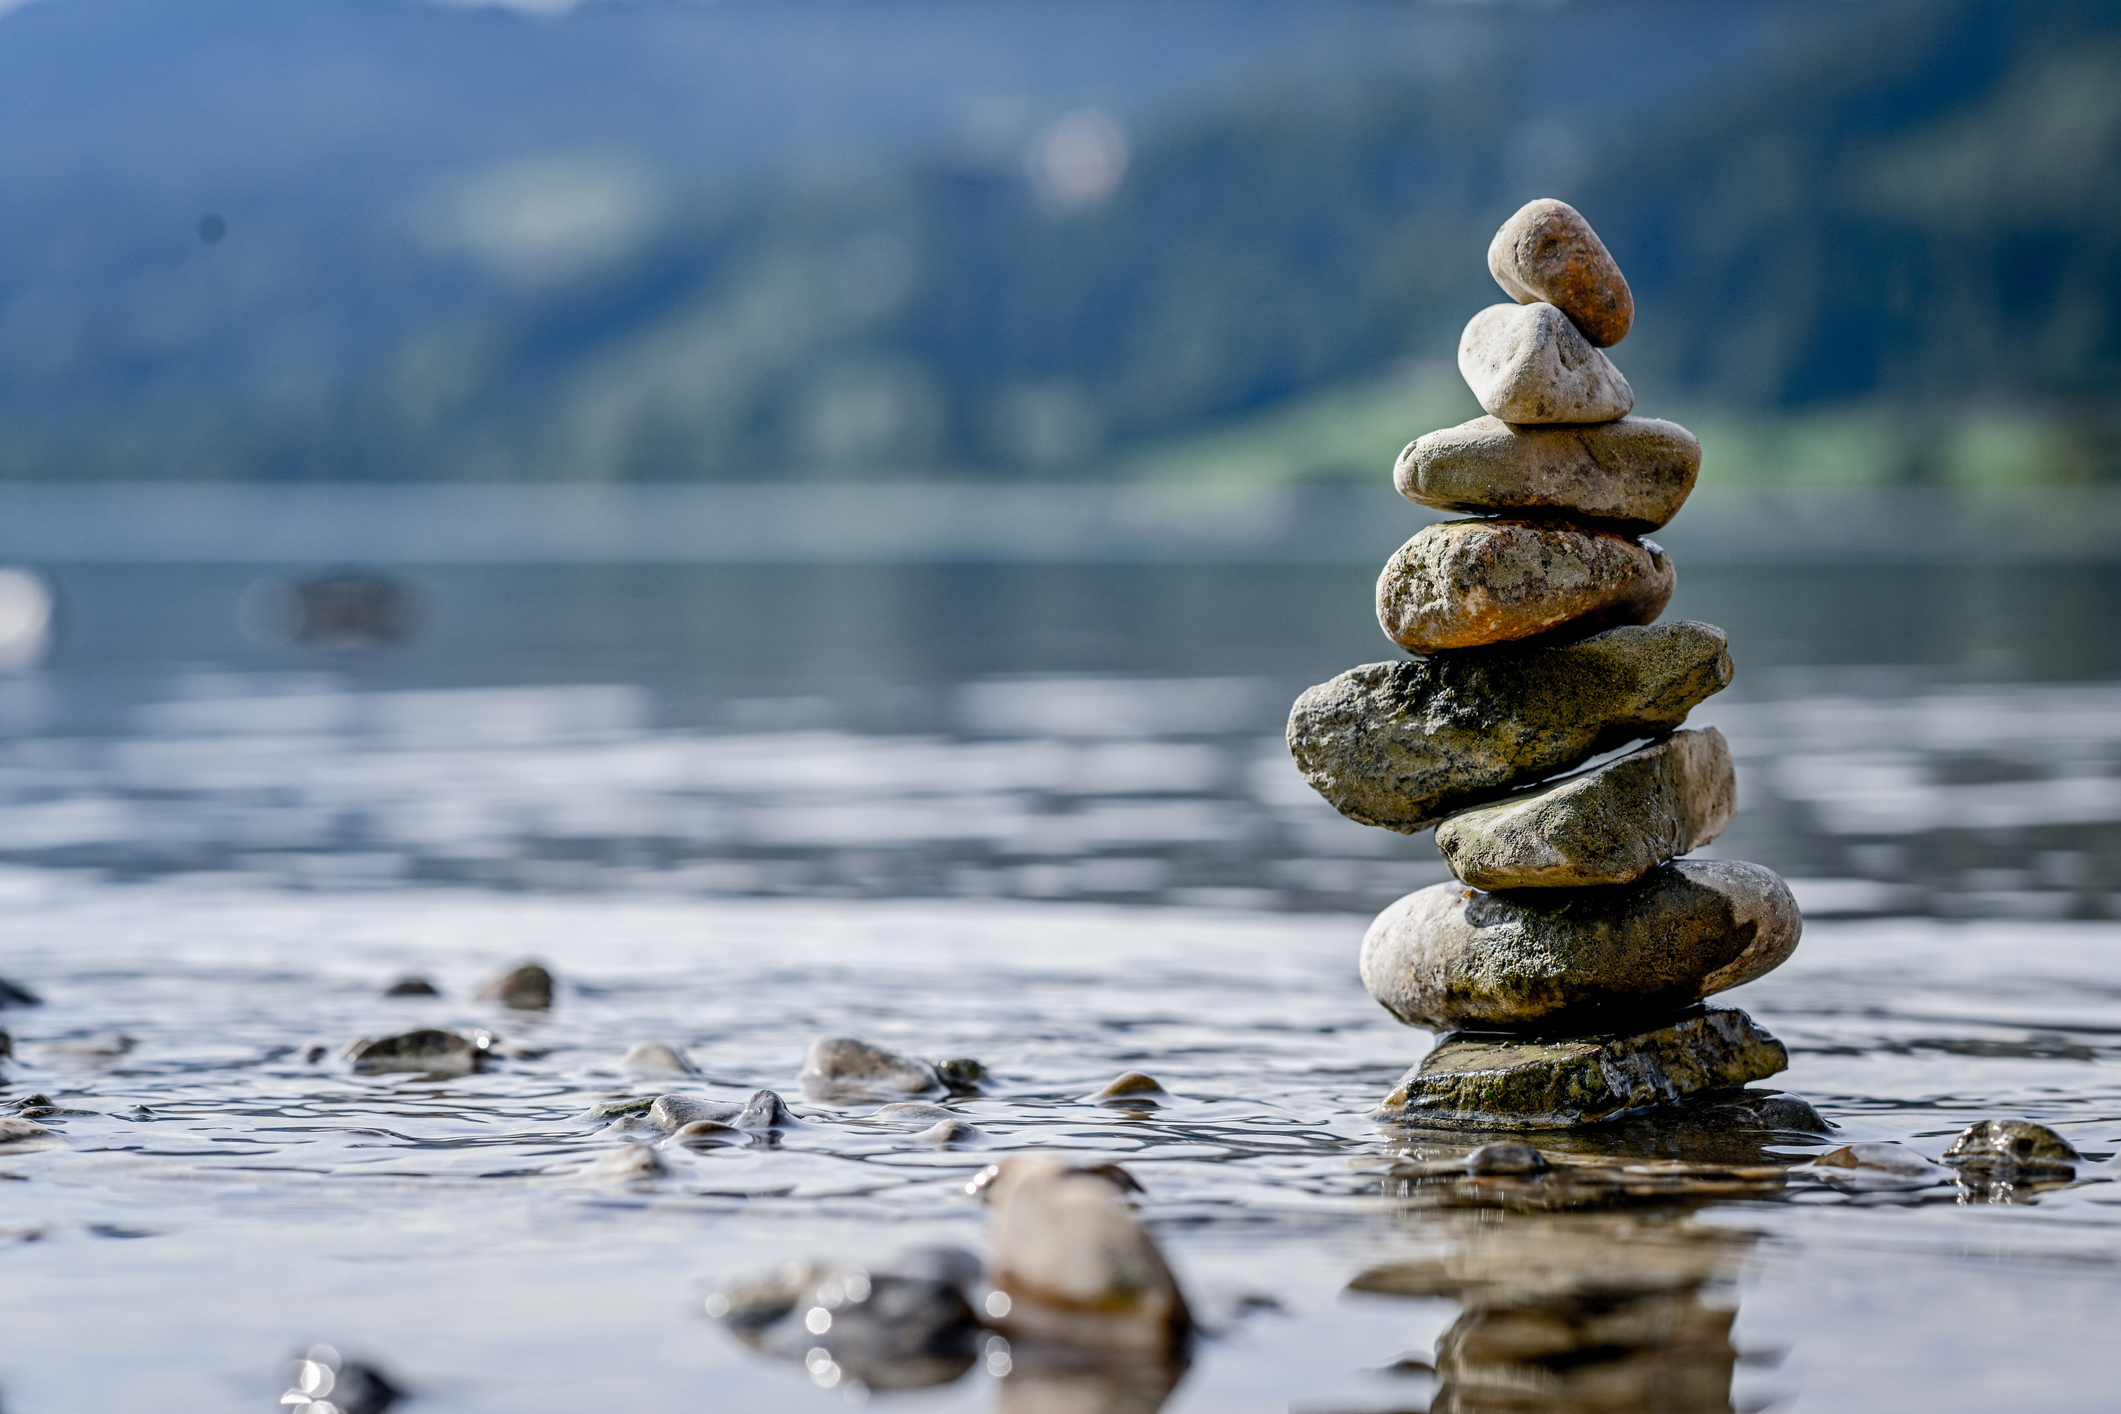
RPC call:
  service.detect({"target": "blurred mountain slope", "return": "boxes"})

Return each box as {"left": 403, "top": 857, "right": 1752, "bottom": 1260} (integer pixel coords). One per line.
{"left": 0, "top": 0, "right": 2114, "bottom": 483}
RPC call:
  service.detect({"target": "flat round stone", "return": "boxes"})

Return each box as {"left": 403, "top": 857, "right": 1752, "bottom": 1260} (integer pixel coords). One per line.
{"left": 1487, "top": 198, "right": 1634, "bottom": 347}
{"left": 1434, "top": 728, "right": 1734, "bottom": 889}
{"left": 1360, "top": 859, "right": 1802, "bottom": 1033}
{"left": 1458, "top": 303, "right": 1633, "bottom": 424}
{"left": 1375, "top": 1005, "right": 1786, "bottom": 1128}
{"left": 1396, "top": 415, "right": 1700, "bottom": 531}
{"left": 1287, "top": 621, "right": 1733, "bottom": 833}
{"left": 1376, "top": 519, "right": 1672, "bottom": 653}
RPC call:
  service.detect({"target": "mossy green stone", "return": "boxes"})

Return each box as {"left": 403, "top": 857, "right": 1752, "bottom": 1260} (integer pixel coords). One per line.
{"left": 1287, "top": 622, "right": 1733, "bottom": 833}
{"left": 1376, "top": 1006, "right": 1788, "bottom": 1129}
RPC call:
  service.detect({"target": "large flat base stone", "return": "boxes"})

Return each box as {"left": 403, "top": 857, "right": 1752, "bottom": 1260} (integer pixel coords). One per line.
{"left": 1376, "top": 1005, "right": 1787, "bottom": 1129}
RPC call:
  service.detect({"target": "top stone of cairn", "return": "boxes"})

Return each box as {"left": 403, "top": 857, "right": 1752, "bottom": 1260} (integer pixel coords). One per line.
{"left": 1487, "top": 199, "right": 1633, "bottom": 348}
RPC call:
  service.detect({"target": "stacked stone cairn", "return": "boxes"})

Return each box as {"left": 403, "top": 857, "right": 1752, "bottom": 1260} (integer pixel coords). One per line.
{"left": 1287, "top": 199, "right": 1804, "bottom": 1129}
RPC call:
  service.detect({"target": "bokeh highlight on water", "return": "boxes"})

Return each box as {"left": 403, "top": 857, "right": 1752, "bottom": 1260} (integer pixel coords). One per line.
{"left": 2, "top": 561, "right": 2120, "bottom": 1411}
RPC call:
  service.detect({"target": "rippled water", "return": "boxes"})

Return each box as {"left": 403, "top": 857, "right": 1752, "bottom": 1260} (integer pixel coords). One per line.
{"left": 2, "top": 562, "right": 2120, "bottom": 1411}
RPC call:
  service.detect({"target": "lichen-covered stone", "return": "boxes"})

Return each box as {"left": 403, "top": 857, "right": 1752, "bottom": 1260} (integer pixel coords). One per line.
{"left": 1287, "top": 622, "right": 1733, "bottom": 833}
{"left": 1487, "top": 198, "right": 1634, "bottom": 347}
{"left": 1942, "top": 1118, "right": 2080, "bottom": 1171}
{"left": 1458, "top": 303, "right": 1633, "bottom": 424}
{"left": 1377, "top": 519, "right": 1672, "bottom": 653}
{"left": 1375, "top": 1006, "right": 1786, "bottom": 1128}
{"left": 1395, "top": 415, "right": 1700, "bottom": 531}
{"left": 1435, "top": 729, "right": 1734, "bottom": 889}
{"left": 1362, "top": 860, "right": 1802, "bottom": 1032}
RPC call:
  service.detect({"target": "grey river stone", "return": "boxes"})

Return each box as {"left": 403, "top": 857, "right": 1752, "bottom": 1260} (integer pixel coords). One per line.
{"left": 1287, "top": 622, "right": 1734, "bottom": 833}
{"left": 1375, "top": 1005, "right": 1787, "bottom": 1128}
{"left": 1395, "top": 415, "right": 1701, "bottom": 531}
{"left": 1487, "top": 198, "right": 1634, "bottom": 347}
{"left": 1434, "top": 728, "right": 1735, "bottom": 889}
{"left": 801, "top": 1036, "right": 942, "bottom": 1098}
{"left": 345, "top": 1029, "right": 481, "bottom": 1076}
{"left": 475, "top": 962, "right": 553, "bottom": 1010}
{"left": 1458, "top": 302, "right": 1634, "bottom": 424}
{"left": 620, "top": 1041, "right": 698, "bottom": 1078}
{"left": 1376, "top": 519, "right": 1672, "bottom": 653}
{"left": 1360, "top": 860, "right": 1803, "bottom": 1033}
{"left": 648, "top": 1089, "right": 797, "bottom": 1131}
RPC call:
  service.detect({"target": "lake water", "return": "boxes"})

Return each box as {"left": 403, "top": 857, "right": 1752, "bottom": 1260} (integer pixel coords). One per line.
{"left": 2, "top": 560, "right": 2119, "bottom": 1411}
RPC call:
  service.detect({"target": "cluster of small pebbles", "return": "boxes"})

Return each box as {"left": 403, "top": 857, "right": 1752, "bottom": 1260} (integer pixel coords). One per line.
{"left": 1289, "top": 199, "right": 1805, "bottom": 1128}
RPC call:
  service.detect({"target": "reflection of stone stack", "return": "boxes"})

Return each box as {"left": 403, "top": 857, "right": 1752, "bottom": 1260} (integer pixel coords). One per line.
{"left": 1289, "top": 199, "right": 1803, "bottom": 1128}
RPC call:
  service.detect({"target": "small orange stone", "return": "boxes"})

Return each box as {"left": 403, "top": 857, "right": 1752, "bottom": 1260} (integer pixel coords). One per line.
{"left": 1487, "top": 199, "right": 1634, "bottom": 347}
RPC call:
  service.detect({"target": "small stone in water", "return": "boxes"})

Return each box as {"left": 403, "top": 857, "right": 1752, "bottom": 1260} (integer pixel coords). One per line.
{"left": 581, "top": 1095, "right": 657, "bottom": 1121}
{"left": 0, "top": 1118, "right": 58, "bottom": 1145}
{"left": 735, "top": 1089, "right": 799, "bottom": 1131}
{"left": 0, "top": 976, "right": 40, "bottom": 1008}
{"left": 872, "top": 1102, "right": 960, "bottom": 1124}
{"left": 476, "top": 963, "right": 553, "bottom": 1010}
{"left": 0, "top": 1029, "right": 10, "bottom": 1061}
{"left": 1487, "top": 197, "right": 1634, "bottom": 347}
{"left": 381, "top": 976, "right": 439, "bottom": 997}
{"left": 1288, "top": 621, "right": 1734, "bottom": 833}
{"left": 647, "top": 1094, "right": 744, "bottom": 1130}
{"left": 284, "top": 1347, "right": 402, "bottom": 1414}
{"left": 590, "top": 1145, "right": 668, "bottom": 1182}
{"left": 801, "top": 1036, "right": 942, "bottom": 1098}
{"left": 983, "top": 1155, "right": 1190, "bottom": 1356}
{"left": 1088, "top": 1071, "right": 1168, "bottom": 1104}
{"left": 934, "top": 1057, "right": 987, "bottom": 1091}
{"left": 667, "top": 1119, "right": 741, "bottom": 1148}
{"left": 912, "top": 1118, "right": 986, "bottom": 1147}
{"left": 1942, "top": 1119, "right": 2081, "bottom": 1170}
{"left": 1434, "top": 728, "right": 1735, "bottom": 890}
{"left": 621, "top": 1042, "right": 699, "bottom": 1078}
{"left": 46, "top": 1031, "right": 134, "bottom": 1058}
{"left": 1457, "top": 302, "right": 1634, "bottom": 424}
{"left": 1465, "top": 1142, "right": 1549, "bottom": 1175}
{"left": 708, "top": 1255, "right": 983, "bottom": 1390}
{"left": 1376, "top": 519, "right": 1672, "bottom": 653}
{"left": 1812, "top": 1143, "right": 1946, "bottom": 1182}
{"left": 345, "top": 1029, "right": 481, "bottom": 1077}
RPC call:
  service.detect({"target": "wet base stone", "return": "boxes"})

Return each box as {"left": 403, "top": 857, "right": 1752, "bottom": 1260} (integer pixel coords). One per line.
{"left": 1375, "top": 1005, "right": 1788, "bottom": 1129}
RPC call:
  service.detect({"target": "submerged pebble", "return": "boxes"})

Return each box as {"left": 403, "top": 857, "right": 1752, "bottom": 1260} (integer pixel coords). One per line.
{"left": 345, "top": 1029, "right": 481, "bottom": 1077}
{"left": 801, "top": 1036, "right": 942, "bottom": 1098}
{"left": 665, "top": 1119, "right": 741, "bottom": 1148}
{"left": 981, "top": 1155, "right": 1190, "bottom": 1356}
{"left": 911, "top": 1118, "right": 986, "bottom": 1147}
{"left": 475, "top": 963, "right": 553, "bottom": 1011}
{"left": 380, "top": 977, "right": 439, "bottom": 997}
{"left": 0, "top": 1118, "right": 58, "bottom": 1146}
{"left": 1942, "top": 1119, "right": 2081, "bottom": 1171}
{"left": 708, "top": 1253, "right": 983, "bottom": 1391}
{"left": 1088, "top": 1071, "right": 1169, "bottom": 1105}
{"left": 589, "top": 1145, "right": 668, "bottom": 1182}
{"left": 1808, "top": 1143, "right": 1947, "bottom": 1188}
{"left": 45, "top": 1031, "right": 135, "bottom": 1058}
{"left": 621, "top": 1041, "right": 698, "bottom": 1078}
{"left": 1465, "top": 1142, "right": 1549, "bottom": 1176}
{"left": 870, "top": 1102, "right": 960, "bottom": 1124}
{"left": 283, "top": 1346, "right": 402, "bottom": 1414}
{"left": 0, "top": 977, "right": 40, "bottom": 1008}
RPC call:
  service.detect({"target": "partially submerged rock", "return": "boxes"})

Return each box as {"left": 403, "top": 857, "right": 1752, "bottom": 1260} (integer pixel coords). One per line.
{"left": 1942, "top": 1119, "right": 2080, "bottom": 1171}
{"left": 283, "top": 1346, "right": 402, "bottom": 1414}
{"left": 1088, "top": 1071, "right": 1169, "bottom": 1105}
{"left": 1376, "top": 519, "right": 1672, "bottom": 653}
{"left": 1464, "top": 1142, "right": 1549, "bottom": 1175}
{"left": 621, "top": 1042, "right": 698, "bottom": 1079}
{"left": 666, "top": 1119, "right": 740, "bottom": 1148}
{"left": 1458, "top": 302, "right": 1633, "bottom": 424}
{"left": 0, "top": 1117, "right": 59, "bottom": 1146}
{"left": 1806, "top": 1142, "right": 1948, "bottom": 1188}
{"left": 980, "top": 1155, "right": 1189, "bottom": 1356}
{"left": 647, "top": 1089, "right": 798, "bottom": 1132}
{"left": 580, "top": 1095, "right": 656, "bottom": 1121}
{"left": 345, "top": 1029, "right": 482, "bottom": 1077}
{"left": 0, "top": 976, "right": 42, "bottom": 1008}
{"left": 476, "top": 963, "right": 553, "bottom": 1010}
{"left": 801, "top": 1037, "right": 942, "bottom": 1099}
{"left": 1287, "top": 622, "right": 1733, "bottom": 833}
{"left": 1375, "top": 1006, "right": 1788, "bottom": 1129}
{"left": 381, "top": 977, "right": 439, "bottom": 997}
{"left": 1435, "top": 729, "right": 1734, "bottom": 889}
{"left": 708, "top": 1253, "right": 983, "bottom": 1391}
{"left": 911, "top": 1118, "right": 986, "bottom": 1147}
{"left": 1361, "top": 861, "right": 1801, "bottom": 1032}
{"left": 1487, "top": 197, "right": 1634, "bottom": 347}
{"left": 1396, "top": 415, "right": 1701, "bottom": 531}
{"left": 588, "top": 1145, "right": 668, "bottom": 1182}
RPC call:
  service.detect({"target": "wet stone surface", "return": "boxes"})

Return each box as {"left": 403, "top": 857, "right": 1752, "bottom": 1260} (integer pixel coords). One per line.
{"left": 1287, "top": 621, "right": 1734, "bottom": 833}
{"left": 1376, "top": 518, "right": 1673, "bottom": 654}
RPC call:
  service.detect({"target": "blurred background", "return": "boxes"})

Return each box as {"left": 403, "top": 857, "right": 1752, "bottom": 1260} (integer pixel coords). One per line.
{"left": 0, "top": 0, "right": 2114, "bottom": 921}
